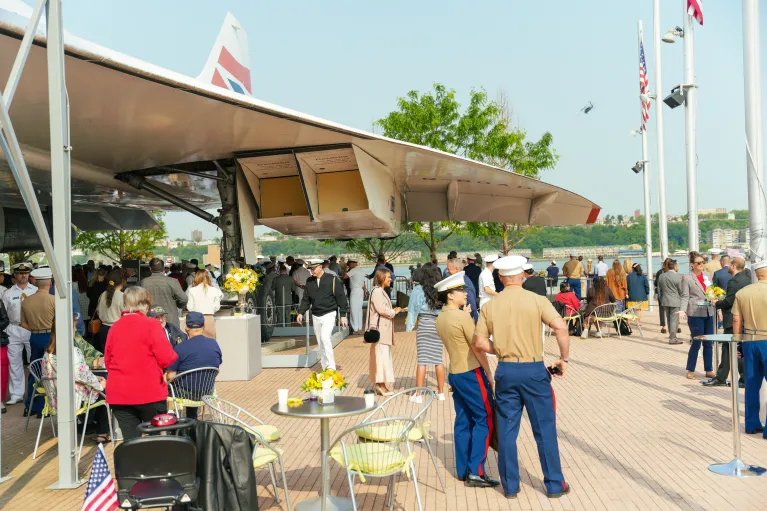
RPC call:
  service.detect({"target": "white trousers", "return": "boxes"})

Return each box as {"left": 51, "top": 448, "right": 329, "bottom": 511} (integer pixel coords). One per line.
{"left": 349, "top": 288, "right": 364, "bottom": 332}
{"left": 313, "top": 311, "right": 337, "bottom": 370}
{"left": 7, "top": 324, "right": 31, "bottom": 401}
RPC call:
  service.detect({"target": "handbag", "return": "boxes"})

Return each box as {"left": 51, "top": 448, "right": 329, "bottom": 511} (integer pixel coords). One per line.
{"left": 363, "top": 289, "right": 381, "bottom": 344}
{"left": 89, "top": 311, "right": 102, "bottom": 335}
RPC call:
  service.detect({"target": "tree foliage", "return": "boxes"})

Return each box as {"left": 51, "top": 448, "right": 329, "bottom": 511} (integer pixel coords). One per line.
{"left": 409, "top": 222, "right": 464, "bottom": 261}
{"left": 332, "top": 236, "right": 419, "bottom": 263}
{"left": 74, "top": 213, "right": 167, "bottom": 262}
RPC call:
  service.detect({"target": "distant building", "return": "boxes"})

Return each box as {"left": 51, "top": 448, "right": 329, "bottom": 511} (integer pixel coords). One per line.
{"left": 707, "top": 228, "right": 750, "bottom": 249}
{"left": 633, "top": 209, "right": 640, "bottom": 220}
{"left": 191, "top": 229, "right": 203, "bottom": 243}
{"left": 698, "top": 208, "right": 727, "bottom": 216}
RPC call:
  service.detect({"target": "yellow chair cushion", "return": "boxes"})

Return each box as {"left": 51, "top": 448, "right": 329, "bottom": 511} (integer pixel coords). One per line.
{"left": 253, "top": 446, "right": 282, "bottom": 468}
{"left": 620, "top": 313, "right": 639, "bottom": 321}
{"left": 595, "top": 316, "right": 618, "bottom": 322}
{"left": 329, "top": 443, "right": 413, "bottom": 482}
{"left": 168, "top": 397, "right": 204, "bottom": 408}
{"left": 245, "top": 424, "right": 281, "bottom": 442}
{"left": 355, "top": 422, "right": 429, "bottom": 442}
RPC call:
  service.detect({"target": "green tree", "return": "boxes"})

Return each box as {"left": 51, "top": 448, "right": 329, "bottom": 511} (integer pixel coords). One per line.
{"left": 332, "top": 236, "right": 418, "bottom": 263}
{"left": 409, "top": 222, "right": 464, "bottom": 261}
{"left": 6, "top": 251, "right": 38, "bottom": 265}
{"left": 74, "top": 213, "right": 167, "bottom": 261}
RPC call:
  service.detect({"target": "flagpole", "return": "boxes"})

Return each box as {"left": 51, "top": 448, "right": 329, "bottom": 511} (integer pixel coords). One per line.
{"left": 653, "top": 0, "right": 669, "bottom": 260}
{"left": 639, "top": 20, "right": 655, "bottom": 311}
{"left": 684, "top": 2, "right": 700, "bottom": 253}
{"left": 743, "top": 0, "right": 767, "bottom": 274}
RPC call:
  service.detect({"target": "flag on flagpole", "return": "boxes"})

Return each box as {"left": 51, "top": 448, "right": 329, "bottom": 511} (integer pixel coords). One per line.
{"left": 688, "top": 0, "right": 704, "bottom": 26}
{"left": 639, "top": 41, "right": 651, "bottom": 131}
{"left": 82, "top": 444, "right": 119, "bottom": 511}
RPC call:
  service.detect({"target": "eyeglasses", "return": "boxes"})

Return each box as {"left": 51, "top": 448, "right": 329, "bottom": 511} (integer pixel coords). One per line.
{"left": 694, "top": 260, "right": 705, "bottom": 265}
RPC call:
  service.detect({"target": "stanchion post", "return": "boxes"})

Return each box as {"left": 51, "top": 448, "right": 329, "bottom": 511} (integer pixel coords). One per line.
{"left": 729, "top": 341, "right": 741, "bottom": 460}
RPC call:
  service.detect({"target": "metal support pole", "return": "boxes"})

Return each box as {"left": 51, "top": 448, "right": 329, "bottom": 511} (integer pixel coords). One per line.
{"left": 217, "top": 165, "right": 240, "bottom": 275}
{"left": 743, "top": 0, "right": 767, "bottom": 272}
{"left": 653, "top": 0, "right": 669, "bottom": 259}
{"left": 46, "top": 0, "right": 79, "bottom": 489}
{"left": 3, "top": 0, "right": 46, "bottom": 108}
{"left": 0, "top": 409, "right": 10, "bottom": 484}
{"left": 683, "top": 6, "right": 699, "bottom": 252}
{"left": 639, "top": 21, "right": 655, "bottom": 311}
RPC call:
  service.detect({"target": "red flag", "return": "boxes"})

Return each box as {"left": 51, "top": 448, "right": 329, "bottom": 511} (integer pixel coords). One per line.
{"left": 688, "top": 0, "right": 704, "bottom": 26}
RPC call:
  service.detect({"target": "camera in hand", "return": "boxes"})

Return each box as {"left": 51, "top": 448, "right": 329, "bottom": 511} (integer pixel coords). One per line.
{"left": 547, "top": 365, "right": 562, "bottom": 376}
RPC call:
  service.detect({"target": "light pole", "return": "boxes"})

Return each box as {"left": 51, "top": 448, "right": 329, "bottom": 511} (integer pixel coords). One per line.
{"left": 653, "top": 0, "right": 669, "bottom": 260}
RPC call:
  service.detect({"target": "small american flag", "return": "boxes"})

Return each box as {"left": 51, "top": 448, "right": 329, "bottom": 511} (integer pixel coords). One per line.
{"left": 639, "top": 41, "right": 651, "bottom": 131}
{"left": 82, "top": 444, "right": 119, "bottom": 511}
{"left": 688, "top": 0, "right": 704, "bottom": 26}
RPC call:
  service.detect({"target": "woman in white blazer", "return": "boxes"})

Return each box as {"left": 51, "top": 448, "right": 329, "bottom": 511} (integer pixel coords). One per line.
{"left": 186, "top": 270, "right": 223, "bottom": 337}
{"left": 679, "top": 252, "right": 716, "bottom": 380}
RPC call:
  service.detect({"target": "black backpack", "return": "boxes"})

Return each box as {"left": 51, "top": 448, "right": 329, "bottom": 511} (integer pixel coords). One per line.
{"left": 614, "top": 318, "right": 632, "bottom": 336}
{"left": 553, "top": 301, "right": 583, "bottom": 336}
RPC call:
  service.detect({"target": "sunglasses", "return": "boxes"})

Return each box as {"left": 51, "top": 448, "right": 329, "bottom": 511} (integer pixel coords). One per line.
{"left": 694, "top": 260, "right": 705, "bottom": 265}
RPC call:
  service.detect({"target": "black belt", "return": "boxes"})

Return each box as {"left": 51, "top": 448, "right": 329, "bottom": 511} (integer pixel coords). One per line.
{"left": 30, "top": 329, "right": 51, "bottom": 334}
{"left": 498, "top": 356, "right": 542, "bottom": 363}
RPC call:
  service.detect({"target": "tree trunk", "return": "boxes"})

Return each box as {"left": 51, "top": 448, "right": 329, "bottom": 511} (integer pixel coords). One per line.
{"left": 119, "top": 231, "right": 125, "bottom": 261}
{"left": 502, "top": 223, "right": 510, "bottom": 255}
{"left": 429, "top": 222, "right": 437, "bottom": 262}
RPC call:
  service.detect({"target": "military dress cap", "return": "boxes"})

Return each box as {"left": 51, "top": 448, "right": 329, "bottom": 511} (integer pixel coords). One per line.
{"left": 277, "top": 258, "right": 286, "bottom": 263}
{"left": 485, "top": 254, "right": 499, "bottom": 264}
{"left": 435, "top": 271, "right": 467, "bottom": 293}
{"left": 11, "top": 262, "right": 33, "bottom": 273}
{"left": 306, "top": 258, "right": 324, "bottom": 268}
{"left": 494, "top": 255, "right": 529, "bottom": 276}
{"left": 522, "top": 263, "right": 534, "bottom": 272}
{"left": 347, "top": 257, "right": 358, "bottom": 263}
{"left": 752, "top": 260, "right": 767, "bottom": 271}
{"left": 148, "top": 305, "right": 168, "bottom": 317}
{"left": 466, "top": 254, "right": 476, "bottom": 261}
{"left": 30, "top": 267, "right": 53, "bottom": 280}
{"left": 186, "top": 311, "right": 205, "bottom": 328}
{"left": 569, "top": 250, "right": 577, "bottom": 256}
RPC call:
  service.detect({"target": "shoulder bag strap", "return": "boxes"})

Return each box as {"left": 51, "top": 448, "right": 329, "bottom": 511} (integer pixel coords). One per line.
{"left": 366, "top": 288, "right": 381, "bottom": 329}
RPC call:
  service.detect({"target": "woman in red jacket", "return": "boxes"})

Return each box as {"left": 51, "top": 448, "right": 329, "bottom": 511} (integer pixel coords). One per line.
{"left": 105, "top": 286, "right": 177, "bottom": 440}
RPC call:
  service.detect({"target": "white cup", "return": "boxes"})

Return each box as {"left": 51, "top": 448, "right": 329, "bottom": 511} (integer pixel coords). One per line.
{"left": 364, "top": 392, "right": 375, "bottom": 408}
{"left": 277, "top": 389, "right": 289, "bottom": 408}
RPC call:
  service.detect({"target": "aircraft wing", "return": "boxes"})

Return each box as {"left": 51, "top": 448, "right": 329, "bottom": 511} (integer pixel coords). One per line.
{"left": 0, "top": 2, "right": 599, "bottom": 241}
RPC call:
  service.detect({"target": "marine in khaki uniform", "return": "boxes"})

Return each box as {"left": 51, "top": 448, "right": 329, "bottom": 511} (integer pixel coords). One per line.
{"left": 2, "top": 262, "right": 37, "bottom": 406}
{"left": 732, "top": 259, "right": 767, "bottom": 436}
{"left": 434, "top": 271, "right": 499, "bottom": 489}
{"left": 473, "top": 255, "right": 571, "bottom": 499}
{"left": 21, "top": 267, "right": 55, "bottom": 417}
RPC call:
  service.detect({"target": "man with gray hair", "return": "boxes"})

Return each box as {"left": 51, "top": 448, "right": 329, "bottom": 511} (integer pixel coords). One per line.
{"left": 140, "top": 258, "right": 188, "bottom": 328}
{"left": 657, "top": 259, "right": 684, "bottom": 345}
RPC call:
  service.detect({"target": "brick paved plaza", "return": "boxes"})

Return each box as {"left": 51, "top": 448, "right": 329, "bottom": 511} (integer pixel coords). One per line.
{"left": 2, "top": 311, "right": 767, "bottom": 510}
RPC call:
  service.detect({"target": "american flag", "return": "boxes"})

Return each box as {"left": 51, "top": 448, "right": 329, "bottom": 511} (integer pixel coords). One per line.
{"left": 639, "top": 41, "right": 650, "bottom": 131}
{"left": 688, "top": 0, "right": 704, "bottom": 26}
{"left": 82, "top": 444, "right": 119, "bottom": 511}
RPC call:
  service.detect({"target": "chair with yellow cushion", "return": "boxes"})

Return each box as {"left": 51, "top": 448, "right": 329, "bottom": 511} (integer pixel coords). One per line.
{"left": 358, "top": 387, "right": 444, "bottom": 492}
{"left": 167, "top": 367, "right": 219, "bottom": 419}
{"left": 203, "top": 396, "right": 290, "bottom": 510}
{"left": 618, "top": 304, "right": 644, "bottom": 338}
{"left": 25, "top": 358, "right": 54, "bottom": 434}
{"left": 588, "top": 303, "right": 621, "bottom": 338}
{"left": 330, "top": 417, "right": 421, "bottom": 511}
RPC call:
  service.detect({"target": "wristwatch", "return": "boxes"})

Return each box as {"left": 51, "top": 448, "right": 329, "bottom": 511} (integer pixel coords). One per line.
{"left": 561, "top": 359, "right": 569, "bottom": 363}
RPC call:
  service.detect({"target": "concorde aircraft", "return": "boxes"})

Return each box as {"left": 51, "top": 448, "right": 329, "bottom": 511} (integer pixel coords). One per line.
{"left": 0, "top": 0, "right": 600, "bottom": 256}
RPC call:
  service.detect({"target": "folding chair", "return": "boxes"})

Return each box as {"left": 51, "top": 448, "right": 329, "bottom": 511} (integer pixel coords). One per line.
{"left": 203, "top": 395, "right": 290, "bottom": 510}
{"left": 329, "top": 417, "right": 421, "bottom": 511}
{"left": 618, "top": 304, "right": 644, "bottom": 337}
{"left": 358, "top": 387, "right": 445, "bottom": 492}
{"left": 548, "top": 305, "right": 582, "bottom": 338}
{"left": 167, "top": 367, "right": 219, "bottom": 418}
{"left": 587, "top": 303, "right": 621, "bottom": 338}
{"left": 24, "top": 359, "right": 53, "bottom": 433}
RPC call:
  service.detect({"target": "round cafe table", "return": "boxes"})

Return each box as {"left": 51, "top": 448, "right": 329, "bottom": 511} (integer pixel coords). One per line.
{"left": 694, "top": 333, "right": 767, "bottom": 477}
{"left": 271, "top": 396, "right": 374, "bottom": 511}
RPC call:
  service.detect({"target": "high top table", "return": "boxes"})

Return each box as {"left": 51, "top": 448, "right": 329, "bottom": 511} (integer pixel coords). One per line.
{"left": 694, "top": 333, "right": 767, "bottom": 477}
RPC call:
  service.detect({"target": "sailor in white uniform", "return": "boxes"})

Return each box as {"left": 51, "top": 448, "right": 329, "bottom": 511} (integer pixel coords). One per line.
{"left": 345, "top": 258, "right": 367, "bottom": 333}
{"left": 2, "top": 263, "right": 38, "bottom": 405}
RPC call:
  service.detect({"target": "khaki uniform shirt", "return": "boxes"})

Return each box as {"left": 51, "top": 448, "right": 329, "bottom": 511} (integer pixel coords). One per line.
{"left": 704, "top": 260, "right": 721, "bottom": 279}
{"left": 436, "top": 307, "right": 480, "bottom": 374}
{"left": 732, "top": 280, "right": 767, "bottom": 332}
{"left": 475, "top": 286, "right": 559, "bottom": 360}
{"left": 562, "top": 259, "right": 584, "bottom": 279}
{"left": 20, "top": 290, "right": 55, "bottom": 331}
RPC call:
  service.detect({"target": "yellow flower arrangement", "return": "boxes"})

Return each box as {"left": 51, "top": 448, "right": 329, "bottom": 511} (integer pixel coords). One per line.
{"left": 223, "top": 267, "right": 260, "bottom": 294}
{"left": 706, "top": 285, "right": 726, "bottom": 302}
{"left": 300, "top": 369, "right": 348, "bottom": 393}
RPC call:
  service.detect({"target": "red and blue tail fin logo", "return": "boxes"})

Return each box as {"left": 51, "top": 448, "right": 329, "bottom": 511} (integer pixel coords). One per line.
{"left": 198, "top": 12, "right": 252, "bottom": 96}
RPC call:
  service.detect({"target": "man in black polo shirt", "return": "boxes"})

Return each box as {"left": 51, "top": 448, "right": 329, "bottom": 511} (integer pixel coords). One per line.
{"left": 522, "top": 264, "right": 547, "bottom": 297}
{"left": 296, "top": 259, "right": 349, "bottom": 370}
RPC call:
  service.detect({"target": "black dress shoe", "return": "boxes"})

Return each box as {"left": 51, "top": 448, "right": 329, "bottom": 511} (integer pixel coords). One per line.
{"left": 546, "top": 483, "right": 571, "bottom": 499}
{"left": 465, "top": 474, "right": 500, "bottom": 488}
{"left": 1, "top": 407, "right": 6, "bottom": 414}
{"left": 701, "top": 378, "right": 726, "bottom": 387}
{"left": 505, "top": 492, "right": 518, "bottom": 499}
{"left": 746, "top": 427, "right": 764, "bottom": 435}
{"left": 661, "top": 327, "right": 667, "bottom": 334}
{"left": 22, "top": 408, "right": 30, "bottom": 417}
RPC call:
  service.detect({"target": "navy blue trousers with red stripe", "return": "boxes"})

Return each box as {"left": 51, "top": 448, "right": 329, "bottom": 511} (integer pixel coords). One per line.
{"left": 495, "top": 361, "right": 566, "bottom": 495}
{"left": 448, "top": 367, "right": 493, "bottom": 479}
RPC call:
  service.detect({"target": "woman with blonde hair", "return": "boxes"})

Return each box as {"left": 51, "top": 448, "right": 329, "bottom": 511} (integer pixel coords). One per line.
{"left": 623, "top": 258, "right": 633, "bottom": 277}
{"left": 367, "top": 269, "right": 402, "bottom": 396}
{"left": 95, "top": 270, "right": 124, "bottom": 353}
{"left": 606, "top": 259, "right": 628, "bottom": 307}
{"left": 186, "top": 269, "right": 223, "bottom": 337}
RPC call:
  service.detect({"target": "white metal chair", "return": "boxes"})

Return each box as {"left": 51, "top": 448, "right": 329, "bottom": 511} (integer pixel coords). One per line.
{"left": 167, "top": 367, "right": 219, "bottom": 418}
{"left": 203, "top": 395, "right": 290, "bottom": 510}
{"left": 586, "top": 303, "right": 621, "bottom": 338}
{"left": 24, "top": 358, "right": 53, "bottom": 433}
{"left": 35, "top": 377, "right": 114, "bottom": 462}
{"left": 548, "top": 304, "right": 582, "bottom": 338}
{"left": 618, "top": 304, "right": 644, "bottom": 337}
{"left": 359, "top": 387, "right": 445, "bottom": 492}
{"left": 329, "top": 417, "right": 422, "bottom": 511}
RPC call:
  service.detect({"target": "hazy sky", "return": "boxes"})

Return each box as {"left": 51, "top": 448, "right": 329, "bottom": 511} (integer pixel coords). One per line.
{"left": 45, "top": 1, "right": 766, "bottom": 239}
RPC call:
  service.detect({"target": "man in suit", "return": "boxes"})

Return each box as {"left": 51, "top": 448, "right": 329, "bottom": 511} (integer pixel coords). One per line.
{"left": 657, "top": 259, "right": 684, "bottom": 345}
{"left": 140, "top": 258, "right": 188, "bottom": 328}
{"left": 703, "top": 257, "right": 749, "bottom": 387}
{"left": 713, "top": 255, "right": 732, "bottom": 289}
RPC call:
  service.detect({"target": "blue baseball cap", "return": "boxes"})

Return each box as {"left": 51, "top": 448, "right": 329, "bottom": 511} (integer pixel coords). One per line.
{"left": 185, "top": 312, "right": 205, "bottom": 329}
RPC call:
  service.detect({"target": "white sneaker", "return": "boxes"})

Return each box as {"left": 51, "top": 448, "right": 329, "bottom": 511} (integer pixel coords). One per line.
{"left": 409, "top": 395, "right": 423, "bottom": 404}
{"left": 436, "top": 393, "right": 446, "bottom": 401}
{"left": 3, "top": 398, "right": 21, "bottom": 405}
{"left": 580, "top": 330, "right": 588, "bottom": 339}
{"left": 593, "top": 331, "right": 603, "bottom": 338}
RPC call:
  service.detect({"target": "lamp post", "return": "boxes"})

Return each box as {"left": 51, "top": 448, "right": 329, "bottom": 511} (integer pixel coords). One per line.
{"left": 653, "top": 0, "right": 669, "bottom": 260}
{"left": 637, "top": 20, "right": 655, "bottom": 311}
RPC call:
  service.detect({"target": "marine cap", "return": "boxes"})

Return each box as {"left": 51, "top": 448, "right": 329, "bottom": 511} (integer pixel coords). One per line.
{"left": 185, "top": 312, "right": 205, "bottom": 329}
{"left": 522, "top": 263, "right": 534, "bottom": 273}
{"left": 277, "top": 258, "right": 286, "bottom": 263}
{"left": 11, "top": 262, "right": 33, "bottom": 274}
{"left": 148, "top": 305, "right": 167, "bottom": 318}
{"left": 494, "top": 255, "right": 528, "bottom": 276}
{"left": 485, "top": 254, "right": 499, "bottom": 264}
{"left": 435, "top": 271, "right": 467, "bottom": 293}
{"left": 257, "top": 254, "right": 264, "bottom": 259}
{"left": 306, "top": 258, "right": 324, "bottom": 268}
{"left": 466, "top": 255, "right": 476, "bottom": 261}
{"left": 752, "top": 260, "right": 767, "bottom": 271}
{"left": 30, "top": 267, "right": 53, "bottom": 280}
